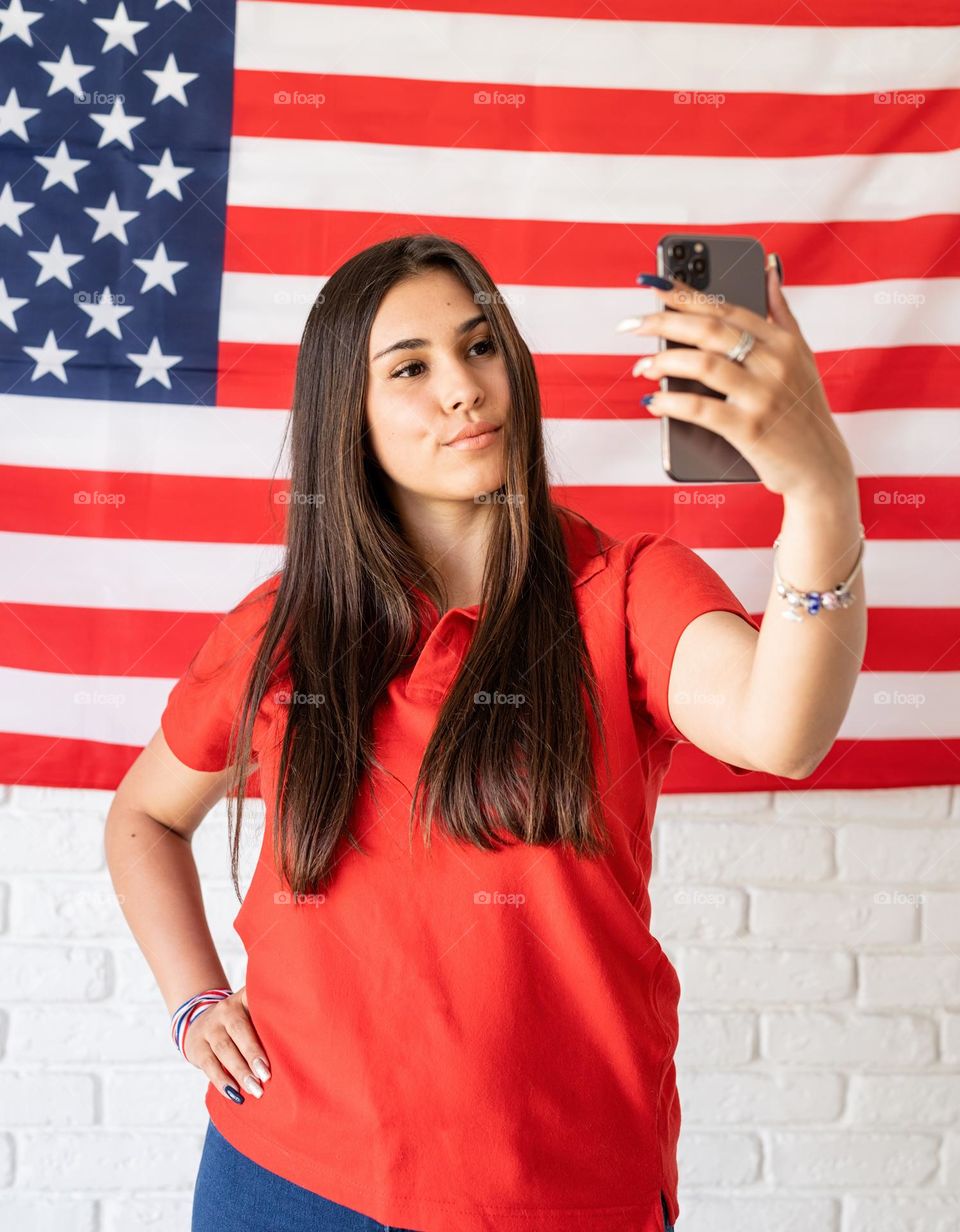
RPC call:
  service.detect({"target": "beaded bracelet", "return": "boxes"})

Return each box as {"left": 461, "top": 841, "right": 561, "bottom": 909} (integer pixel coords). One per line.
{"left": 773, "top": 522, "right": 866, "bottom": 622}
{"left": 171, "top": 987, "right": 233, "bottom": 1058}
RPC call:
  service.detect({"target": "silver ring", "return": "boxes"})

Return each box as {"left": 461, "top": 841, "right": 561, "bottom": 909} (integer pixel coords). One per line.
{"left": 725, "top": 329, "right": 756, "bottom": 364}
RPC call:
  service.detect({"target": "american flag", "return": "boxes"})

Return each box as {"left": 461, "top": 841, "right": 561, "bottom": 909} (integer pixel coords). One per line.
{"left": 1, "top": 1, "right": 958, "bottom": 793}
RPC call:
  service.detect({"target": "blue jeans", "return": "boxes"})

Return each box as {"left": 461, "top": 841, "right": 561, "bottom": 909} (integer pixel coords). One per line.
{"left": 193, "top": 1117, "right": 676, "bottom": 1230}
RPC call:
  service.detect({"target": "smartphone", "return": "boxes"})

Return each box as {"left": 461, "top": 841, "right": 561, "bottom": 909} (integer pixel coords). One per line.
{"left": 655, "top": 234, "right": 766, "bottom": 483}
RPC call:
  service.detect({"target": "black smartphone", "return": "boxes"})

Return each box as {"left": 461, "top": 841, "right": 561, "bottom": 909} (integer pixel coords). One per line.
{"left": 656, "top": 234, "right": 766, "bottom": 483}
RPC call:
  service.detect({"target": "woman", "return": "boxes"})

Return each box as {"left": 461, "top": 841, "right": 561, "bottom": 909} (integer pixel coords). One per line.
{"left": 105, "top": 234, "right": 865, "bottom": 1231}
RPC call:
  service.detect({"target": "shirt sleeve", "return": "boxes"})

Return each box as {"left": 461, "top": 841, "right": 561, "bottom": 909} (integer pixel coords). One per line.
{"left": 625, "top": 533, "right": 762, "bottom": 775}
{"left": 160, "top": 576, "right": 280, "bottom": 773}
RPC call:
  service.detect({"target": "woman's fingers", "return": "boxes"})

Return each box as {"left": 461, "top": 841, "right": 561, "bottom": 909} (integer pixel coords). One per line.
{"left": 628, "top": 273, "right": 782, "bottom": 344}
{"left": 621, "top": 307, "right": 775, "bottom": 358}
{"left": 208, "top": 1028, "right": 264, "bottom": 1099}
{"left": 634, "top": 342, "right": 770, "bottom": 409}
{"left": 186, "top": 1034, "right": 248, "bottom": 1103}
{"left": 181, "top": 989, "right": 271, "bottom": 1104}
{"left": 222, "top": 991, "right": 272, "bottom": 1085}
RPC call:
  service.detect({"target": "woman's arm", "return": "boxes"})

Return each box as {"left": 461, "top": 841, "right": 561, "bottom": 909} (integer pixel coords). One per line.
{"left": 105, "top": 730, "right": 271, "bottom": 1101}
{"left": 104, "top": 729, "right": 234, "bottom": 1014}
{"left": 669, "top": 477, "right": 866, "bottom": 778}
{"left": 623, "top": 259, "right": 868, "bottom": 778}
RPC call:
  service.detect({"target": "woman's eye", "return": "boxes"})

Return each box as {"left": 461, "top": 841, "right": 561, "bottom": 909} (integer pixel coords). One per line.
{"left": 392, "top": 360, "right": 425, "bottom": 379}
{"left": 390, "top": 337, "right": 496, "bottom": 380}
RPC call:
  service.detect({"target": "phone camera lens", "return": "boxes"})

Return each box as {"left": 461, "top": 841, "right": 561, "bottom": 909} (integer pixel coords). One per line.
{"left": 671, "top": 244, "right": 687, "bottom": 260}
{"left": 692, "top": 258, "right": 705, "bottom": 273}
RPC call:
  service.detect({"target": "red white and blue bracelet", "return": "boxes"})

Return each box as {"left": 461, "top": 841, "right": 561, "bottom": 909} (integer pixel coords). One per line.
{"left": 773, "top": 522, "right": 866, "bottom": 622}
{"left": 171, "top": 987, "right": 233, "bottom": 1058}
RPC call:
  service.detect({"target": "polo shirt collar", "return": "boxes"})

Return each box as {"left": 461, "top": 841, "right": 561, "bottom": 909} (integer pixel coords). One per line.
{"left": 404, "top": 510, "right": 609, "bottom": 702}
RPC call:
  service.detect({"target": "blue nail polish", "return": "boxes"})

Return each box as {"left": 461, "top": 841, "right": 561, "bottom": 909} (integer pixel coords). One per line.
{"left": 640, "top": 394, "right": 656, "bottom": 406}
{"left": 224, "top": 1085, "right": 245, "bottom": 1104}
{"left": 636, "top": 274, "right": 673, "bottom": 290}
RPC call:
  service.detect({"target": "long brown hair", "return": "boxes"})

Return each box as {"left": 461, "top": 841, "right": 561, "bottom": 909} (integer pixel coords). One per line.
{"left": 224, "top": 234, "right": 612, "bottom": 899}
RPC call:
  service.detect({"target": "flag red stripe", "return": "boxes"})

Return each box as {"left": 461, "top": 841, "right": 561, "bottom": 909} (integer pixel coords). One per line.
{"left": 0, "top": 467, "right": 288, "bottom": 543}
{"left": 234, "top": 71, "right": 960, "bottom": 157}
{"left": 4, "top": 470, "right": 959, "bottom": 542}
{"left": 3, "top": 730, "right": 957, "bottom": 794}
{"left": 3, "top": 601, "right": 958, "bottom": 679}
{"left": 561, "top": 481, "right": 960, "bottom": 544}
{"left": 665, "top": 738, "right": 960, "bottom": 792}
{"left": 223, "top": 207, "right": 960, "bottom": 285}
{"left": 0, "top": 733, "right": 266, "bottom": 795}
{"left": 1, "top": 604, "right": 227, "bottom": 676}
{"left": 216, "top": 340, "right": 960, "bottom": 417}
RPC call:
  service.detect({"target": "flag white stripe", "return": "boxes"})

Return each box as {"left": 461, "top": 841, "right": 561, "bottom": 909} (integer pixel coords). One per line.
{"left": 235, "top": 3, "right": 960, "bottom": 94}
{"left": 0, "top": 395, "right": 290, "bottom": 477}
{"left": 2, "top": 662, "right": 956, "bottom": 749}
{"left": 0, "top": 532, "right": 284, "bottom": 612}
{"left": 2, "top": 395, "right": 958, "bottom": 482}
{"left": 218, "top": 273, "right": 960, "bottom": 355}
{"left": 226, "top": 137, "right": 960, "bottom": 222}
{"left": 1, "top": 532, "right": 956, "bottom": 612}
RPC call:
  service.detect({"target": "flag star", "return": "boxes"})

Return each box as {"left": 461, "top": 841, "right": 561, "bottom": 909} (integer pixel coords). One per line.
{"left": 93, "top": 1, "right": 148, "bottom": 54}
{"left": 39, "top": 44, "right": 95, "bottom": 99}
{"left": 0, "top": 86, "right": 40, "bottom": 141}
{"left": 84, "top": 190, "right": 139, "bottom": 243}
{"left": 127, "top": 335, "right": 182, "bottom": 390}
{"left": 0, "top": 277, "right": 29, "bottom": 331}
{"left": 76, "top": 284, "right": 134, "bottom": 339}
{"left": 0, "top": 0, "right": 43, "bottom": 47}
{"left": 0, "top": 180, "right": 33, "bottom": 235}
{"left": 155, "top": 0, "right": 191, "bottom": 9}
{"left": 28, "top": 233, "right": 83, "bottom": 287}
{"left": 34, "top": 139, "right": 91, "bottom": 193}
{"left": 90, "top": 97, "right": 146, "bottom": 150}
{"left": 23, "top": 329, "right": 79, "bottom": 383}
{"left": 138, "top": 147, "right": 194, "bottom": 201}
{"left": 132, "top": 241, "right": 187, "bottom": 294}
{"left": 143, "top": 52, "right": 198, "bottom": 106}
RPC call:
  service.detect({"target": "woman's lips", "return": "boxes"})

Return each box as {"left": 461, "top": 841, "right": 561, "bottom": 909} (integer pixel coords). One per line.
{"left": 444, "top": 426, "right": 503, "bottom": 451}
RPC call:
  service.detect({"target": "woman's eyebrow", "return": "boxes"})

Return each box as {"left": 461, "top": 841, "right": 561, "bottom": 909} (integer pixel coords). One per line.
{"left": 371, "top": 313, "right": 487, "bottom": 362}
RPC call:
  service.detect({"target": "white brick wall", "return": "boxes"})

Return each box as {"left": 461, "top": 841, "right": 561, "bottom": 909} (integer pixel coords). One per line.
{"left": 0, "top": 782, "right": 957, "bottom": 1231}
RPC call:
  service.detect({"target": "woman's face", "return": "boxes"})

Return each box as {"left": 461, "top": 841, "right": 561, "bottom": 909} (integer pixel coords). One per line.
{"left": 365, "top": 268, "right": 510, "bottom": 503}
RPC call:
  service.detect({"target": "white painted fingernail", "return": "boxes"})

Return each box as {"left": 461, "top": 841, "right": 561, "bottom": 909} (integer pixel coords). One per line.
{"left": 242, "top": 1075, "right": 263, "bottom": 1098}
{"left": 632, "top": 357, "right": 654, "bottom": 376}
{"left": 253, "top": 1059, "right": 271, "bottom": 1082}
{"left": 615, "top": 317, "right": 645, "bottom": 332}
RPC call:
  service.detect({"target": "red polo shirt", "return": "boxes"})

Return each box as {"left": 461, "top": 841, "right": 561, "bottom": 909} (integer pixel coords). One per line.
{"left": 160, "top": 508, "right": 761, "bottom": 1232}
